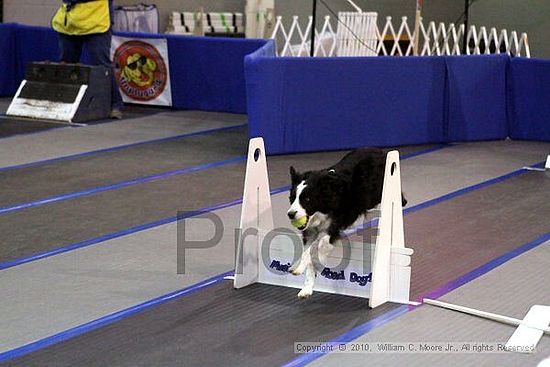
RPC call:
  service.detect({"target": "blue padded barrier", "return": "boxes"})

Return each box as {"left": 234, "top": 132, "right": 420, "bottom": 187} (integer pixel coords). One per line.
{"left": 14, "top": 25, "right": 61, "bottom": 86}
{"left": 0, "top": 24, "right": 18, "bottom": 96}
{"left": 244, "top": 40, "right": 278, "bottom": 143}
{"left": 508, "top": 58, "right": 550, "bottom": 141}
{"left": 245, "top": 38, "right": 276, "bottom": 59}
{"left": 112, "top": 30, "right": 267, "bottom": 112}
{"left": 445, "top": 54, "right": 509, "bottom": 142}
{"left": 246, "top": 55, "right": 447, "bottom": 154}
{"left": 164, "top": 34, "right": 267, "bottom": 113}
{"left": 0, "top": 24, "right": 267, "bottom": 113}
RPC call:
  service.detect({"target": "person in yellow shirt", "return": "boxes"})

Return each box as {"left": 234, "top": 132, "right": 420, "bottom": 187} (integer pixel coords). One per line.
{"left": 52, "top": 0, "right": 123, "bottom": 119}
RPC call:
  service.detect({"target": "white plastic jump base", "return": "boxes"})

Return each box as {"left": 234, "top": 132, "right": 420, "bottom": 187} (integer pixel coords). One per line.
{"left": 234, "top": 137, "right": 414, "bottom": 309}
{"left": 6, "top": 80, "right": 88, "bottom": 123}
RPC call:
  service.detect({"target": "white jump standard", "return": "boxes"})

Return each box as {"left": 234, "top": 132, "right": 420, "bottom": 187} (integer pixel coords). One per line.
{"left": 234, "top": 138, "right": 414, "bottom": 309}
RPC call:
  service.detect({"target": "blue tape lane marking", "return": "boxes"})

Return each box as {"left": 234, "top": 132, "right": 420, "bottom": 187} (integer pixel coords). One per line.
{"left": 285, "top": 230, "right": 550, "bottom": 367}
{"left": 393, "top": 143, "right": 450, "bottom": 160}
{"left": 0, "top": 144, "right": 448, "bottom": 217}
{"left": 281, "top": 306, "right": 411, "bottom": 367}
{"left": 0, "top": 147, "right": 541, "bottom": 362}
{"left": 281, "top": 161, "right": 547, "bottom": 367}
{"left": 0, "top": 144, "right": 447, "bottom": 270}
{"left": 0, "top": 185, "right": 291, "bottom": 271}
{"left": 347, "top": 160, "right": 545, "bottom": 236}
{"left": 0, "top": 156, "right": 247, "bottom": 216}
{"left": 0, "top": 271, "right": 234, "bottom": 363}
{"left": 423, "top": 230, "right": 550, "bottom": 301}
{"left": 0, "top": 124, "right": 247, "bottom": 173}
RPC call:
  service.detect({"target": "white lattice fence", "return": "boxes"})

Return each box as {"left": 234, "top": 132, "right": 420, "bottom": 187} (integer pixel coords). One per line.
{"left": 271, "top": 15, "right": 531, "bottom": 58}
{"left": 336, "top": 12, "right": 378, "bottom": 56}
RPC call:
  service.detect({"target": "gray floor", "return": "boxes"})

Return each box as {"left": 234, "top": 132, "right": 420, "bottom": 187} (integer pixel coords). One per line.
{"left": 309, "top": 240, "right": 550, "bottom": 367}
{"left": 2, "top": 284, "right": 398, "bottom": 367}
{"left": 0, "top": 109, "right": 247, "bottom": 169}
{"left": 0, "top": 144, "right": 427, "bottom": 264}
{"left": 0, "top": 101, "right": 549, "bottom": 365}
{"left": 3, "top": 162, "right": 550, "bottom": 366}
{"left": 0, "top": 136, "right": 549, "bottom": 362}
{"left": 0, "top": 126, "right": 248, "bottom": 207}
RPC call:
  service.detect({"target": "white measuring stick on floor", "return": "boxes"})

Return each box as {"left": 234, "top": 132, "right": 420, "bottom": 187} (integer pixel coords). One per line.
{"left": 523, "top": 167, "right": 546, "bottom": 172}
{"left": 423, "top": 298, "right": 550, "bottom": 334}
{"left": 522, "top": 155, "right": 550, "bottom": 172}
{"left": 424, "top": 298, "right": 550, "bottom": 353}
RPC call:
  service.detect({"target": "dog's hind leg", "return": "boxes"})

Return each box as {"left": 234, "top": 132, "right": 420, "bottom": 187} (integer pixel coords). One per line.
{"left": 317, "top": 234, "right": 335, "bottom": 266}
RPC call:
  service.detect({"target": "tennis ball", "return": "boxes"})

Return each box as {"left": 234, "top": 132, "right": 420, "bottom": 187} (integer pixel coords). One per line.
{"left": 291, "top": 216, "right": 308, "bottom": 229}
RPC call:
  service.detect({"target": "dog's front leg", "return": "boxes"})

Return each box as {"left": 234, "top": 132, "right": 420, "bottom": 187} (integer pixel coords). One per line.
{"left": 290, "top": 231, "right": 316, "bottom": 276}
{"left": 297, "top": 255, "right": 315, "bottom": 299}
{"left": 296, "top": 235, "right": 335, "bottom": 299}
{"left": 290, "top": 243, "right": 311, "bottom": 276}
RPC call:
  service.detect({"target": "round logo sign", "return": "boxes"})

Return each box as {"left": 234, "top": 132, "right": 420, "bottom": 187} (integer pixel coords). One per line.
{"left": 113, "top": 40, "right": 168, "bottom": 101}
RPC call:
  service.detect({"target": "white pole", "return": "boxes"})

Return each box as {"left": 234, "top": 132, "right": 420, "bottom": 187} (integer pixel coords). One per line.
{"left": 423, "top": 298, "right": 550, "bottom": 335}
{"left": 346, "top": 0, "right": 363, "bottom": 13}
{"left": 413, "top": 0, "right": 423, "bottom": 55}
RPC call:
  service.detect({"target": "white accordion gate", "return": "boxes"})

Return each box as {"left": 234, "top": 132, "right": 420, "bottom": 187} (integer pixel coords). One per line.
{"left": 271, "top": 14, "right": 530, "bottom": 58}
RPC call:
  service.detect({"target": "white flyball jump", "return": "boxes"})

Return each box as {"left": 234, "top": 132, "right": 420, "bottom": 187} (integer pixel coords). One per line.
{"left": 233, "top": 137, "right": 414, "bottom": 308}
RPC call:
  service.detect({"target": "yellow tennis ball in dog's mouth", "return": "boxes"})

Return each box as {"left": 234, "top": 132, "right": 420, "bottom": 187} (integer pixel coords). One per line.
{"left": 291, "top": 216, "right": 308, "bottom": 229}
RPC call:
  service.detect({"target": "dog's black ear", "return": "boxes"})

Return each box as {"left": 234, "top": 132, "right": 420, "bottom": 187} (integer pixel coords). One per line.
{"left": 289, "top": 166, "right": 301, "bottom": 184}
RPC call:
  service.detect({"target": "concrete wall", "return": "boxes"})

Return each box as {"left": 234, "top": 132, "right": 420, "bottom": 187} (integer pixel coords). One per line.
{"left": 2, "top": 0, "right": 245, "bottom": 33}
{"left": 274, "top": 0, "right": 547, "bottom": 57}
{"left": 274, "top": 0, "right": 463, "bottom": 33}
{"left": 2, "top": 0, "right": 549, "bottom": 57}
{"left": 114, "top": 0, "right": 245, "bottom": 33}
{"left": 468, "top": 0, "right": 550, "bottom": 58}
{"left": 3, "top": 0, "right": 59, "bottom": 27}
{"left": 272, "top": 0, "right": 462, "bottom": 56}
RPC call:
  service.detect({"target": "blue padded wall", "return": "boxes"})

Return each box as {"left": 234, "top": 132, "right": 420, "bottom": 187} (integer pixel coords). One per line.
{"left": 508, "top": 58, "right": 550, "bottom": 141}
{"left": 246, "top": 54, "right": 447, "bottom": 154}
{"left": 165, "top": 35, "right": 267, "bottom": 113}
{"left": 14, "top": 24, "right": 61, "bottom": 86}
{"left": 0, "top": 24, "right": 18, "bottom": 96}
{"left": 445, "top": 55, "right": 509, "bottom": 141}
{"left": 246, "top": 53, "right": 548, "bottom": 154}
{"left": 0, "top": 24, "right": 267, "bottom": 113}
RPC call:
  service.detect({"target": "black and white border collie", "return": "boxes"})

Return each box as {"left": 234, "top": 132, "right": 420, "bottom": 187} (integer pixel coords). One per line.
{"left": 287, "top": 148, "right": 407, "bottom": 298}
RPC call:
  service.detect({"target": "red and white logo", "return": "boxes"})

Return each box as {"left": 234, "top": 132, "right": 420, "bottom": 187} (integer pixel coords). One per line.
{"left": 113, "top": 40, "right": 168, "bottom": 102}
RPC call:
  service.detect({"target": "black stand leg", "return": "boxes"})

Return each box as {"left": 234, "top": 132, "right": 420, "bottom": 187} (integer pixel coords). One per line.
{"left": 310, "top": 0, "right": 317, "bottom": 57}
{"left": 462, "top": 0, "right": 470, "bottom": 54}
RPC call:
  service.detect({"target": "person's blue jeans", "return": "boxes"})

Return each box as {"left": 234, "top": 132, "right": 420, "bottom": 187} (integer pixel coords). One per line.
{"left": 58, "top": 31, "right": 123, "bottom": 109}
